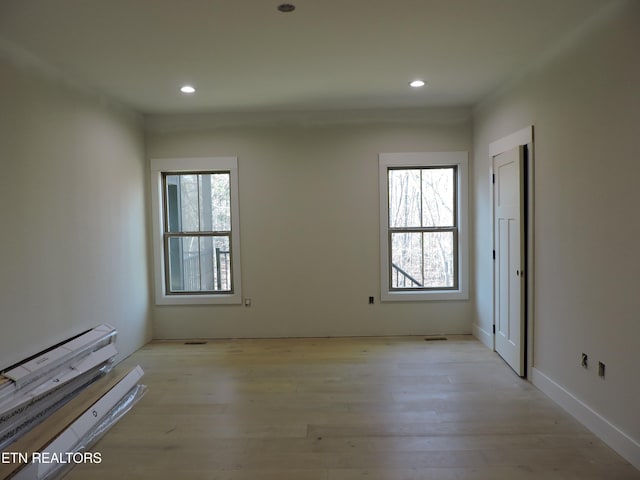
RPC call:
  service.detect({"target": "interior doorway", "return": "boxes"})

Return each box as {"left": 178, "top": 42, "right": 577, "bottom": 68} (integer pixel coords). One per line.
{"left": 490, "top": 126, "right": 534, "bottom": 377}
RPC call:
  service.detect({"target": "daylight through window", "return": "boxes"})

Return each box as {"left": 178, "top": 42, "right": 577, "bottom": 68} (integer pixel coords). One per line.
{"left": 163, "top": 172, "right": 232, "bottom": 294}
{"left": 379, "top": 152, "right": 468, "bottom": 301}
{"left": 388, "top": 166, "right": 457, "bottom": 290}
{"left": 150, "top": 157, "right": 242, "bottom": 305}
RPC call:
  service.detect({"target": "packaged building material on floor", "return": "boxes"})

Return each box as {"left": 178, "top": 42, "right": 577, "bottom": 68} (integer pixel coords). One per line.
{"left": 0, "top": 366, "right": 146, "bottom": 480}
{"left": 0, "top": 324, "right": 117, "bottom": 398}
{"left": 0, "top": 325, "right": 118, "bottom": 451}
{"left": 0, "top": 344, "right": 118, "bottom": 449}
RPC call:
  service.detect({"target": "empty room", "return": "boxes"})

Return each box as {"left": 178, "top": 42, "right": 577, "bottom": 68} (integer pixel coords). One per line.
{"left": 0, "top": 0, "right": 639, "bottom": 479}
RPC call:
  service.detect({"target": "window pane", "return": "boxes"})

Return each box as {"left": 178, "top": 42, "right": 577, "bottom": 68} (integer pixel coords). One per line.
{"left": 168, "top": 237, "right": 186, "bottom": 290}
{"left": 179, "top": 175, "right": 199, "bottom": 232}
{"left": 166, "top": 173, "right": 231, "bottom": 234}
{"left": 391, "top": 232, "right": 423, "bottom": 288}
{"left": 167, "top": 235, "right": 231, "bottom": 292}
{"left": 198, "top": 236, "right": 215, "bottom": 291}
{"left": 199, "top": 173, "right": 231, "bottom": 232}
{"left": 422, "top": 168, "right": 454, "bottom": 227}
{"left": 391, "top": 231, "right": 455, "bottom": 289}
{"left": 166, "top": 179, "right": 181, "bottom": 233}
{"left": 164, "top": 174, "right": 200, "bottom": 232}
{"left": 389, "top": 169, "right": 421, "bottom": 228}
{"left": 213, "top": 236, "right": 231, "bottom": 291}
{"left": 422, "top": 231, "right": 455, "bottom": 288}
{"left": 168, "top": 236, "right": 199, "bottom": 292}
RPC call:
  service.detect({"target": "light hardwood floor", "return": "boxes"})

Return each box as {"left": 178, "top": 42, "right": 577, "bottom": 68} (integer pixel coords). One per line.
{"left": 67, "top": 336, "right": 640, "bottom": 479}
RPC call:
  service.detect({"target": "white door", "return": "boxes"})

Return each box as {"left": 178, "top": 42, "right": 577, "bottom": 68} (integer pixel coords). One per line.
{"left": 493, "top": 146, "right": 525, "bottom": 376}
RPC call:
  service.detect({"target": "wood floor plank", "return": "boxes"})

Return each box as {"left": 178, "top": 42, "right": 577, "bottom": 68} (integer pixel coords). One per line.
{"left": 63, "top": 336, "right": 640, "bottom": 480}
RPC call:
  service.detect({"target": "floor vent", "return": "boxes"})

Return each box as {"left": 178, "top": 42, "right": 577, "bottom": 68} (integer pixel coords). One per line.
{"left": 425, "top": 337, "right": 447, "bottom": 341}
{"left": 184, "top": 341, "right": 207, "bottom": 345}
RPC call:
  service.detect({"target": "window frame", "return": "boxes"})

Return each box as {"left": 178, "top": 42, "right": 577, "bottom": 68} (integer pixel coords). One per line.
{"left": 379, "top": 152, "right": 469, "bottom": 301}
{"left": 150, "top": 157, "right": 242, "bottom": 305}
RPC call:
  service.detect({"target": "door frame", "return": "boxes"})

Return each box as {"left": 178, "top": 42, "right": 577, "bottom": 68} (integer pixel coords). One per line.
{"left": 490, "top": 125, "right": 535, "bottom": 378}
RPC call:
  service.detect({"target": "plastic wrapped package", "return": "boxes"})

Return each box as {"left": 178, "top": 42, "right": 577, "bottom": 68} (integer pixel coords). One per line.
{"left": 0, "top": 325, "right": 117, "bottom": 397}
{"left": 0, "top": 326, "right": 120, "bottom": 451}
{"left": 42, "top": 383, "right": 148, "bottom": 480}
{"left": 0, "top": 363, "right": 114, "bottom": 450}
{"left": 10, "top": 369, "right": 146, "bottom": 480}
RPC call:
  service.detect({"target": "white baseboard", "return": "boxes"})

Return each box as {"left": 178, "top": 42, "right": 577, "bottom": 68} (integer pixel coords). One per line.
{"left": 532, "top": 367, "right": 640, "bottom": 471}
{"left": 472, "top": 322, "right": 493, "bottom": 349}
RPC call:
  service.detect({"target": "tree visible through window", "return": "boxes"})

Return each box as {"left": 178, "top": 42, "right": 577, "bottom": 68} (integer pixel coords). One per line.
{"left": 151, "top": 156, "right": 241, "bottom": 305}
{"left": 388, "top": 166, "right": 458, "bottom": 290}
{"left": 379, "top": 151, "right": 468, "bottom": 301}
{"left": 163, "top": 172, "right": 233, "bottom": 294}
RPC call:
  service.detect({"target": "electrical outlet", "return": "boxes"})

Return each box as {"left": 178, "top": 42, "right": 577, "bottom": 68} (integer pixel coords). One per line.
{"left": 369, "top": 296, "right": 375, "bottom": 304}
{"left": 598, "top": 361, "right": 605, "bottom": 378}
{"left": 581, "top": 353, "right": 588, "bottom": 368}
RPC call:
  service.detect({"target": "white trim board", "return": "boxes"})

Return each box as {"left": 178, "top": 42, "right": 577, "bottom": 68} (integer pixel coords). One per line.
{"left": 472, "top": 323, "right": 493, "bottom": 350}
{"left": 3, "top": 324, "right": 116, "bottom": 387}
{"left": 532, "top": 368, "right": 640, "bottom": 471}
{"left": 489, "top": 126, "right": 533, "bottom": 157}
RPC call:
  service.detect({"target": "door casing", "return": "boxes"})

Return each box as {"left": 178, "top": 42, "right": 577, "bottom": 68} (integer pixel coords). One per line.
{"left": 489, "top": 126, "right": 534, "bottom": 378}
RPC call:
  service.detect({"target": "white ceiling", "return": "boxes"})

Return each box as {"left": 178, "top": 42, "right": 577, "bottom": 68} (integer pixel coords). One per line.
{"left": 0, "top": 0, "right": 612, "bottom": 114}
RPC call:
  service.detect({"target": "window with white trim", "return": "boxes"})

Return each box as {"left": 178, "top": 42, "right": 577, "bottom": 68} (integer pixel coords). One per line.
{"left": 379, "top": 152, "right": 468, "bottom": 301}
{"left": 150, "top": 157, "right": 242, "bottom": 305}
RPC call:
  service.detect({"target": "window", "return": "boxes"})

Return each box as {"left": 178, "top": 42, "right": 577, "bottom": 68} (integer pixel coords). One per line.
{"left": 379, "top": 152, "right": 468, "bottom": 301}
{"left": 150, "top": 157, "right": 242, "bottom": 305}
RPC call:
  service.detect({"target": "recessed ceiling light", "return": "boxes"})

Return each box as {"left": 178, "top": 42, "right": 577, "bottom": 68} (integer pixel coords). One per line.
{"left": 409, "top": 80, "right": 426, "bottom": 88}
{"left": 180, "top": 85, "right": 196, "bottom": 94}
{"left": 277, "top": 3, "right": 296, "bottom": 13}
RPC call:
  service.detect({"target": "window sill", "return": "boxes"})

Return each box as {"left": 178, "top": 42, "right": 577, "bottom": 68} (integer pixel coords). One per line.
{"left": 155, "top": 292, "right": 242, "bottom": 306}
{"left": 381, "top": 289, "right": 468, "bottom": 302}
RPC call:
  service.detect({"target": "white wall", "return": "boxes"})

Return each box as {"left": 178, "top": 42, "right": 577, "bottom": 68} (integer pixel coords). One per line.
{"left": 472, "top": 0, "right": 640, "bottom": 465}
{"left": 146, "top": 110, "right": 473, "bottom": 339}
{"left": 0, "top": 50, "right": 152, "bottom": 368}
